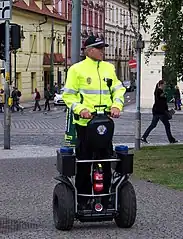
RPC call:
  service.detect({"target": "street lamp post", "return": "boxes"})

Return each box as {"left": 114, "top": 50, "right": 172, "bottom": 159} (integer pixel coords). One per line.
{"left": 123, "top": 25, "right": 127, "bottom": 81}
{"left": 50, "top": 19, "right": 55, "bottom": 94}
{"left": 14, "top": 50, "right": 16, "bottom": 87}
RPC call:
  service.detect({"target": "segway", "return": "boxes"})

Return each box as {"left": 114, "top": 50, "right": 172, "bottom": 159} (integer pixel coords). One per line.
{"left": 53, "top": 105, "right": 137, "bottom": 231}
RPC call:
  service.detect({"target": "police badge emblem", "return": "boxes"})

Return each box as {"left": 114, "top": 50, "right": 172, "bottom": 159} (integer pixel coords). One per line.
{"left": 87, "top": 77, "right": 92, "bottom": 84}
{"left": 97, "top": 125, "right": 107, "bottom": 135}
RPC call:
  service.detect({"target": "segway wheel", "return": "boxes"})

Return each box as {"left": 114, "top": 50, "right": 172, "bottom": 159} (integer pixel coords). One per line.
{"left": 114, "top": 181, "right": 137, "bottom": 228}
{"left": 53, "top": 183, "right": 75, "bottom": 231}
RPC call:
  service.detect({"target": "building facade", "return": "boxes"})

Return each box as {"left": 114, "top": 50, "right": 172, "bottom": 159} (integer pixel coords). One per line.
{"left": 0, "top": 0, "right": 69, "bottom": 101}
{"left": 61, "top": 0, "right": 105, "bottom": 66}
{"left": 141, "top": 12, "right": 183, "bottom": 109}
{"left": 105, "top": 0, "right": 138, "bottom": 81}
{"left": 141, "top": 13, "right": 166, "bottom": 108}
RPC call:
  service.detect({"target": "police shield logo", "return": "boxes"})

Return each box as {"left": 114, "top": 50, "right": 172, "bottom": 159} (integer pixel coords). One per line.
{"left": 87, "top": 77, "right": 92, "bottom": 84}
{"left": 97, "top": 125, "right": 107, "bottom": 135}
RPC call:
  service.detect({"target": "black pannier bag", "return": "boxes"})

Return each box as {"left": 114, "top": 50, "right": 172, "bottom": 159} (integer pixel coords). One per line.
{"left": 86, "top": 113, "right": 114, "bottom": 151}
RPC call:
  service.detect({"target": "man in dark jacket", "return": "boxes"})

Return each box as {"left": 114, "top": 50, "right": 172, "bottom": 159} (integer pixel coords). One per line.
{"left": 141, "top": 80, "right": 178, "bottom": 144}
{"left": 44, "top": 87, "right": 51, "bottom": 111}
{"left": 33, "top": 88, "right": 41, "bottom": 111}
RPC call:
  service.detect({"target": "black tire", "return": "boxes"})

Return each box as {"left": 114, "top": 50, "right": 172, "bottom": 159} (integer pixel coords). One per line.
{"left": 53, "top": 183, "right": 75, "bottom": 231}
{"left": 114, "top": 181, "right": 137, "bottom": 228}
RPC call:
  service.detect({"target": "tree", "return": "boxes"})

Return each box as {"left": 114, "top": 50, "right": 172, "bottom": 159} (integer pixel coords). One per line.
{"left": 128, "top": 0, "right": 183, "bottom": 82}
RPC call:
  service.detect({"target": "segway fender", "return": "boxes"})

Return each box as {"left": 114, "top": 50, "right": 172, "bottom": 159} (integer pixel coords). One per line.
{"left": 116, "top": 175, "right": 129, "bottom": 190}
{"left": 54, "top": 175, "right": 75, "bottom": 192}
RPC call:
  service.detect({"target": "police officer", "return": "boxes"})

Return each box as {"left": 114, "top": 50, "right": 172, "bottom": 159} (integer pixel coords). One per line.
{"left": 62, "top": 35, "right": 126, "bottom": 206}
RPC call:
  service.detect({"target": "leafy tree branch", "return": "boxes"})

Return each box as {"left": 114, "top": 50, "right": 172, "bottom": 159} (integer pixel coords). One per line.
{"left": 128, "top": 0, "right": 183, "bottom": 81}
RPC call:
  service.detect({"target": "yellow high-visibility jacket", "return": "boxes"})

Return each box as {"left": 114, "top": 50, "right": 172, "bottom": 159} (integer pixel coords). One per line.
{"left": 62, "top": 56, "right": 126, "bottom": 126}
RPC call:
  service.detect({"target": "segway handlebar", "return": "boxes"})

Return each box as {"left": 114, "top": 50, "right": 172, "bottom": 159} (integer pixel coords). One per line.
{"left": 73, "top": 105, "right": 111, "bottom": 120}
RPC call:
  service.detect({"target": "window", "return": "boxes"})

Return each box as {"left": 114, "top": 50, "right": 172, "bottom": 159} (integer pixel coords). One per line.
{"left": 112, "top": 6, "right": 114, "bottom": 22}
{"left": 16, "top": 72, "right": 21, "bottom": 90}
{"left": 44, "top": 37, "right": 47, "bottom": 53}
{"left": 68, "top": 3, "right": 72, "bottom": 21}
{"left": 123, "top": 10, "right": 125, "bottom": 25}
{"left": 99, "top": 14, "right": 102, "bottom": 29}
{"left": 31, "top": 72, "right": 36, "bottom": 93}
{"left": 95, "top": 12, "right": 98, "bottom": 27}
{"left": 120, "top": 9, "right": 122, "bottom": 24}
{"left": 135, "top": 15, "right": 138, "bottom": 25}
{"left": 68, "top": 38, "right": 71, "bottom": 58}
{"left": 125, "top": 11, "right": 128, "bottom": 26}
{"left": 109, "top": 32, "right": 111, "bottom": 56}
{"left": 116, "top": 8, "right": 118, "bottom": 23}
{"left": 109, "top": 4, "right": 111, "bottom": 21}
{"left": 82, "top": 8, "right": 87, "bottom": 25}
{"left": 105, "top": 3, "right": 107, "bottom": 20}
{"left": 112, "top": 36, "right": 114, "bottom": 56}
{"left": 120, "top": 34, "right": 123, "bottom": 49}
{"left": 30, "top": 34, "right": 37, "bottom": 53}
{"left": 47, "top": 37, "right": 51, "bottom": 53}
{"left": 88, "top": 10, "right": 93, "bottom": 26}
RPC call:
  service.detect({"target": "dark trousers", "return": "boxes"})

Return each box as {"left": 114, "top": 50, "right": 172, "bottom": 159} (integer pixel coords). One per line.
{"left": 33, "top": 100, "right": 41, "bottom": 111}
{"left": 44, "top": 99, "right": 50, "bottom": 111}
{"left": 142, "top": 114, "right": 175, "bottom": 143}
{"left": 174, "top": 98, "right": 181, "bottom": 110}
{"left": 11, "top": 100, "right": 23, "bottom": 112}
{"left": 75, "top": 124, "right": 112, "bottom": 198}
{"left": 0, "top": 103, "right": 3, "bottom": 112}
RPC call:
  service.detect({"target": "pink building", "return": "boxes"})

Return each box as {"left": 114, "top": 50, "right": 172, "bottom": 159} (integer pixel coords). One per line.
{"left": 57, "top": 0, "right": 105, "bottom": 65}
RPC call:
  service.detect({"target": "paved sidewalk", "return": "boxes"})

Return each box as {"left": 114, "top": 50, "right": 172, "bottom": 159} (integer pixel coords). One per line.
{"left": 20, "top": 99, "right": 54, "bottom": 109}
{"left": 0, "top": 145, "right": 59, "bottom": 160}
{"left": 1, "top": 142, "right": 181, "bottom": 160}
{"left": 124, "top": 103, "right": 183, "bottom": 114}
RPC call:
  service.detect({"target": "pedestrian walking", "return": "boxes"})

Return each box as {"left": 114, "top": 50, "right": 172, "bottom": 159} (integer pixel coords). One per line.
{"left": 16, "top": 89, "right": 24, "bottom": 113}
{"left": 11, "top": 87, "right": 18, "bottom": 112}
{"left": 141, "top": 80, "right": 178, "bottom": 144}
{"left": 33, "top": 88, "right": 41, "bottom": 111}
{"left": 174, "top": 85, "right": 181, "bottom": 110}
{"left": 44, "top": 87, "right": 51, "bottom": 111}
{"left": 54, "top": 83, "right": 58, "bottom": 94}
{"left": 0, "top": 88, "right": 4, "bottom": 113}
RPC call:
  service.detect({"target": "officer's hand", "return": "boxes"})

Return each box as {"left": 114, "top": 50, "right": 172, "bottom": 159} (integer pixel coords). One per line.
{"left": 80, "top": 109, "right": 92, "bottom": 119}
{"left": 111, "top": 107, "right": 120, "bottom": 118}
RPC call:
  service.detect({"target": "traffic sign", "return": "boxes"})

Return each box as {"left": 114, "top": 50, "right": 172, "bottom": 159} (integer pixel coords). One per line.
{"left": 0, "top": 0, "right": 12, "bottom": 20}
{"left": 129, "top": 59, "right": 137, "bottom": 69}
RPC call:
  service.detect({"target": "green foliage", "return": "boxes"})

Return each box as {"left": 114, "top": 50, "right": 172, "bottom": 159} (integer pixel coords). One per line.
{"left": 132, "top": 0, "right": 183, "bottom": 81}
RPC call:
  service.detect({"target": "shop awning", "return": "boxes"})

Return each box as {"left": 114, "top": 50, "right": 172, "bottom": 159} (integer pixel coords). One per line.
{"left": 43, "top": 53, "right": 65, "bottom": 65}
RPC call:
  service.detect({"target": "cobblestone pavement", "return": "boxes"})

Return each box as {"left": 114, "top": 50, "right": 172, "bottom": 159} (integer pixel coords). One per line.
{"left": 0, "top": 157, "right": 182, "bottom": 239}
{"left": 0, "top": 109, "right": 183, "bottom": 147}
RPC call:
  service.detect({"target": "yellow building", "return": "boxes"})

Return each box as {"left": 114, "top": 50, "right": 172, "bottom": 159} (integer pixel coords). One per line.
{"left": 0, "top": 0, "right": 69, "bottom": 101}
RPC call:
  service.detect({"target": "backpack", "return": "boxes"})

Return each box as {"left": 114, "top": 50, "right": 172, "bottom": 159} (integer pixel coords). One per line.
{"left": 17, "top": 90, "right": 21, "bottom": 97}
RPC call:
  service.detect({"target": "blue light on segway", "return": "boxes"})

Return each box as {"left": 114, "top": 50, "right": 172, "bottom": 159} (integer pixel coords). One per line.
{"left": 115, "top": 145, "right": 128, "bottom": 154}
{"left": 60, "top": 147, "right": 73, "bottom": 155}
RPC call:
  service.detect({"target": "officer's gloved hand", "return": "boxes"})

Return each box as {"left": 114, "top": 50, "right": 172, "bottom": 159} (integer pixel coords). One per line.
{"left": 111, "top": 107, "right": 120, "bottom": 118}
{"left": 80, "top": 109, "right": 92, "bottom": 119}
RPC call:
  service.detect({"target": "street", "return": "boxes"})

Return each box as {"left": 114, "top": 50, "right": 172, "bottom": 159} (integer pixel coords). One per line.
{"left": 0, "top": 91, "right": 138, "bottom": 147}
{"left": 0, "top": 91, "right": 183, "bottom": 238}
{"left": 1, "top": 157, "right": 183, "bottom": 239}
{"left": 0, "top": 90, "right": 182, "bottom": 146}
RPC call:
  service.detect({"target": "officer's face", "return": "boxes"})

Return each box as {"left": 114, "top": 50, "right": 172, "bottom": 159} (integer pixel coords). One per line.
{"left": 87, "top": 47, "right": 104, "bottom": 61}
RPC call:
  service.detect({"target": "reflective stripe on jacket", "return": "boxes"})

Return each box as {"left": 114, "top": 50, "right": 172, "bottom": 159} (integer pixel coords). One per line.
{"left": 62, "top": 57, "right": 126, "bottom": 126}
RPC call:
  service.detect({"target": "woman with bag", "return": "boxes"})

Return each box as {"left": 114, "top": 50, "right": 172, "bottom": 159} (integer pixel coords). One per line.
{"left": 141, "top": 80, "right": 178, "bottom": 144}
{"left": 174, "top": 85, "right": 181, "bottom": 110}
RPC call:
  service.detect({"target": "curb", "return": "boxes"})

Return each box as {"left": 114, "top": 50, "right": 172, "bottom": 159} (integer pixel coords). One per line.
{"left": 23, "top": 101, "right": 55, "bottom": 110}
{"left": 1, "top": 143, "right": 182, "bottom": 160}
